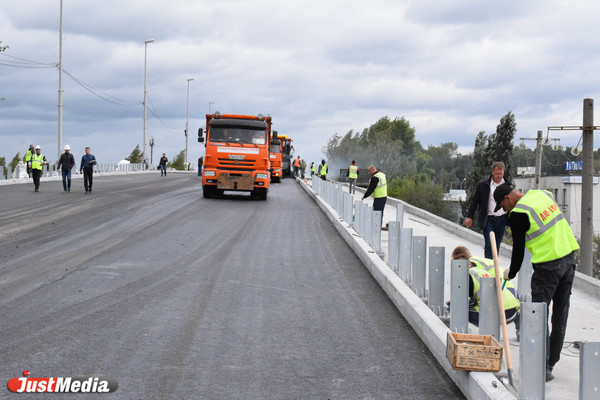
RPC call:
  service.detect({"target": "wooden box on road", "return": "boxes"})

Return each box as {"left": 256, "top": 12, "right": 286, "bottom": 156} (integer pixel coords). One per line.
{"left": 446, "top": 332, "right": 503, "bottom": 372}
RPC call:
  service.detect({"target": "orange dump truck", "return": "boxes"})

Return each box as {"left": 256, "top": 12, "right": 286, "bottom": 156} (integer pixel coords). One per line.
{"left": 198, "top": 113, "right": 272, "bottom": 200}
{"left": 269, "top": 131, "right": 282, "bottom": 183}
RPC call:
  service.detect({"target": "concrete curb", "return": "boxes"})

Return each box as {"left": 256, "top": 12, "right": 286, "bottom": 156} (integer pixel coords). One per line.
{"left": 298, "top": 179, "right": 516, "bottom": 400}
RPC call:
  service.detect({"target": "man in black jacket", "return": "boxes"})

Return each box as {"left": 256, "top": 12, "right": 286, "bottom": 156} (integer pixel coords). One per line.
{"left": 57, "top": 145, "right": 75, "bottom": 192}
{"left": 464, "top": 162, "right": 509, "bottom": 258}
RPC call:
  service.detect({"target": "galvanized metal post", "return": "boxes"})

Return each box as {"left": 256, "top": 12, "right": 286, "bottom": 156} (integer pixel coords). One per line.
{"left": 396, "top": 203, "right": 404, "bottom": 228}
{"left": 428, "top": 247, "right": 445, "bottom": 316}
{"left": 412, "top": 236, "right": 427, "bottom": 298}
{"left": 388, "top": 221, "right": 401, "bottom": 274}
{"left": 372, "top": 210, "right": 382, "bottom": 254}
{"left": 479, "top": 277, "right": 500, "bottom": 339}
{"left": 580, "top": 98, "right": 594, "bottom": 277}
{"left": 579, "top": 342, "right": 600, "bottom": 399}
{"left": 354, "top": 200, "right": 361, "bottom": 229}
{"left": 450, "top": 259, "right": 469, "bottom": 333}
{"left": 520, "top": 301, "right": 547, "bottom": 400}
{"left": 517, "top": 249, "right": 533, "bottom": 302}
{"left": 398, "top": 228, "right": 413, "bottom": 282}
{"left": 365, "top": 206, "right": 373, "bottom": 246}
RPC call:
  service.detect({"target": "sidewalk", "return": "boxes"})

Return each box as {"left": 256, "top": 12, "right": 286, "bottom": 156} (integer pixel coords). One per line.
{"left": 306, "top": 178, "right": 600, "bottom": 400}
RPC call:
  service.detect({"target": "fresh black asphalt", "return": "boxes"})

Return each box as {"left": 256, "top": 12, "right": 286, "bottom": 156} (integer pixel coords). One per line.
{"left": 0, "top": 174, "right": 464, "bottom": 399}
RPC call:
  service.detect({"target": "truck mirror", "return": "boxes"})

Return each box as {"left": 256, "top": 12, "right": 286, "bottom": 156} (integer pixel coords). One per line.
{"left": 198, "top": 128, "right": 204, "bottom": 143}
{"left": 272, "top": 130, "right": 278, "bottom": 140}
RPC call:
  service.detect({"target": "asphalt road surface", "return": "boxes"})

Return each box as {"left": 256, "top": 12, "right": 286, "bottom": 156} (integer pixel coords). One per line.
{"left": 0, "top": 174, "right": 464, "bottom": 399}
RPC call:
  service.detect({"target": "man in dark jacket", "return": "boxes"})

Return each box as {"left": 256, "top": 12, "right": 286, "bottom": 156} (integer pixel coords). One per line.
{"left": 57, "top": 144, "right": 75, "bottom": 192}
{"left": 159, "top": 153, "right": 168, "bottom": 176}
{"left": 464, "top": 162, "right": 509, "bottom": 258}
{"left": 80, "top": 147, "right": 97, "bottom": 193}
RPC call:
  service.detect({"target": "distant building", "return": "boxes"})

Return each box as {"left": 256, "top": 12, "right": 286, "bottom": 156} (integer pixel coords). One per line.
{"left": 513, "top": 175, "right": 600, "bottom": 239}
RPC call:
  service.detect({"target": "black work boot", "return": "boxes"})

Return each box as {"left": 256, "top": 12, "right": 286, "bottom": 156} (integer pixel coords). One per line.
{"left": 546, "top": 365, "right": 554, "bottom": 382}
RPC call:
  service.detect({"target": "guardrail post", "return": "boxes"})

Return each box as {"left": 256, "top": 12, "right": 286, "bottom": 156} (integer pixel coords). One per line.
{"left": 520, "top": 301, "right": 547, "bottom": 400}
{"left": 396, "top": 203, "right": 404, "bottom": 228}
{"left": 518, "top": 249, "right": 533, "bottom": 302}
{"left": 354, "top": 200, "right": 361, "bottom": 230}
{"left": 579, "top": 342, "right": 600, "bottom": 399}
{"left": 398, "top": 228, "right": 413, "bottom": 282}
{"left": 428, "top": 247, "right": 445, "bottom": 316}
{"left": 479, "top": 277, "right": 500, "bottom": 339}
{"left": 361, "top": 203, "right": 368, "bottom": 239}
{"left": 365, "top": 206, "right": 373, "bottom": 246}
{"left": 412, "top": 236, "right": 427, "bottom": 299}
{"left": 372, "top": 210, "right": 382, "bottom": 254}
{"left": 450, "top": 259, "right": 469, "bottom": 333}
{"left": 388, "top": 222, "right": 401, "bottom": 274}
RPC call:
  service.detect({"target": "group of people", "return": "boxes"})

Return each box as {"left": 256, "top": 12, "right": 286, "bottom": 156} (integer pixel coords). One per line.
{"left": 463, "top": 161, "right": 578, "bottom": 382}
{"left": 24, "top": 144, "right": 97, "bottom": 193}
{"left": 293, "top": 156, "right": 307, "bottom": 178}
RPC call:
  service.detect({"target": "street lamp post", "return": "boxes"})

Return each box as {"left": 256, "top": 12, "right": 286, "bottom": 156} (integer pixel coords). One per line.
{"left": 185, "top": 78, "right": 194, "bottom": 169}
{"left": 57, "top": 0, "right": 64, "bottom": 161}
{"left": 149, "top": 136, "right": 155, "bottom": 165}
{"left": 209, "top": 101, "right": 215, "bottom": 114}
{"left": 143, "top": 39, "right": 154, "bottom": 164}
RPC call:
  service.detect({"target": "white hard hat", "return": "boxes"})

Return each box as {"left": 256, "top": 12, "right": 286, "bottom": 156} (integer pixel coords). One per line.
{"left": 35, "top": 145, "right": 41, "bottom": 150}
{"left": 64, "top": 145, "right": 71, "bottom": 150}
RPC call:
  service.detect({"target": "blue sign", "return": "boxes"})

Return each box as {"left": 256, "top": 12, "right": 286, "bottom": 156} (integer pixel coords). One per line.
{"left": 566, "top": 161, "right": 583, "bottom": 171}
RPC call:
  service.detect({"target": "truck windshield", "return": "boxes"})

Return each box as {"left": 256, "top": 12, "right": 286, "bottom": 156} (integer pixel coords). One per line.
{"left": 209, "top": 127, "right": 266, "bottom": 145}
{"left": 270, "top": 140, "right": 281, "bottom": 153}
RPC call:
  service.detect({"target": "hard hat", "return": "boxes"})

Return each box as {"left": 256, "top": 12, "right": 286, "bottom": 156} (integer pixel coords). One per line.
{"left": 35, "top": 145, "right": 41, "bottom": 150}
{"left": 64, "top": 145, "right": 71, "bottom": 150}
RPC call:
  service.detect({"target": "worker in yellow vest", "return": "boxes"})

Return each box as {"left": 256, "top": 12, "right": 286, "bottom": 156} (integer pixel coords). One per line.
{"left": 310, "top": 162, "right": 315, "bottom": 177}
{"left": 30, "top": 145, "right": 47, "bottom": 192}
{"left": 318, "top": 159, "right": 327, "bottom": 181}
{"left": 451, "top": 246, "right": 520, "bottom": 336}
{"left": 23, "top": 144, "right": 35, "bottom": 177}
{"left": 362, "top": 165, "right": 387, "bottom": 229}
{"left": 494, "top": 183, "right": 579, "bottom": 381}
{"left": 347, "top": 160, "right": 359, "bottom": 195}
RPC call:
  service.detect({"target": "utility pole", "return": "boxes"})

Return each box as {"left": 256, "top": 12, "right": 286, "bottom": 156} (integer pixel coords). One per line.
{"left": 149, "top": 137, "right": 155, "bottom": 165}
{"left": 57, "top": 0, "right": 63, "bottom": 161}
{"left": 535, "top": 130, "right": 542, "bottom": 189}
{"left": 548, "top": 98, "right": 598, "bottom": 277}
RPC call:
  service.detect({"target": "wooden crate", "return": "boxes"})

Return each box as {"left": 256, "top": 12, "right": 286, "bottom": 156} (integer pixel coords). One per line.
{"left": 446, "top": 332, "right": 503, "bottom": 372}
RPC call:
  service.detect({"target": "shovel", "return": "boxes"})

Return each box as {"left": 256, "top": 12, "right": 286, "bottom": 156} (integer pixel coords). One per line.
{"left": 489, "top": 232, "right": 516, "bottom": 389}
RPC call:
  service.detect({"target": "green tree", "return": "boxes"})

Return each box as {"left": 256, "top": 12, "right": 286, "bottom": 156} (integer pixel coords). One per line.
{"left": 0, "top": 156, "right": 6, "bottom": 178}
{"left": 388, "top": 175, "right": 457, "bottom": 221}
{"left": 9, "top": 152, "right": 20, "bottom": 172}
{"left": 167, "top": 150, "right": 185, "bottom": 170}
{"left": 487, "top": 111, "right": 516, "bottom": 180}
{"left": 0, "top": 41, "right": 8, "bottom": 52}
{"left": 125, "top": 145, "right": 144, "bottom": 163}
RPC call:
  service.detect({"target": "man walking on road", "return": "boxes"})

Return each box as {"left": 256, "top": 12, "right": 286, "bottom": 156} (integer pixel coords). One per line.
{"left": 30, "top": 145, "right": 46, "bottom": 192}
{"left": 362, "top": 165, "right": 387, "bottom": 229}
{"left": 347, "top": 160, "right": 359, "bottom": 194}
{"left": 494, "top": 183, "right": 579, "bottom": 382}
{"left": 159, "top": 153, "right": 168, "bottom": 176}
{"left": 465, "top": 162, "right": 510, "bottom": 258}
{"left": 80, "top": 147, "right": 97, "bottom": 193}
{"left": 57, "top": 144, "right": 75, "bottom": 192}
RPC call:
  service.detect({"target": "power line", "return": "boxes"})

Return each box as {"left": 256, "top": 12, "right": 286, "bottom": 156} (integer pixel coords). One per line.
{"left": 62, "top": 69, "right": 140, "bottom": 107}
{"left": 146, "top": 93, "right": 183, "bottom": 134}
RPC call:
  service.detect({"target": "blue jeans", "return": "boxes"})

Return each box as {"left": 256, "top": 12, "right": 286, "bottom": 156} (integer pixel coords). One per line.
{"left": 483, "top": 216, "right": 506, "bottom": 258}
{"left": 531, "top": 252, "right": 576, "bottom": 367}
{"left": 61, "top": 169, "right": 71, "bottom": 191}
{"left": 160, "top": 164, "right": 166, "bottom": 176}
{"left": 373, "top": 197, "right": 387, "bottom": 225}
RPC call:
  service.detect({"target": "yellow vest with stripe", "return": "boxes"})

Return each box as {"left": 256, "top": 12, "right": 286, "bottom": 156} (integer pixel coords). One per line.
{"left": 510, "top": 190, "right": 579, "bottom": 264}
{"left": 469, "top": 257, "right": 519, "bottom": 311}
{"left": 320, "top": 163, "right": 327, "bottom": 175}
{"left": 310, "top": 164, "right": 315, "bottom": 172}
{"left": 372, "top": 171, "right": 387, "bottom": 198}
{"left": 25, "top": 149, "right": 33, "bottom": 162}
{"left": 31, "top": 153, "right": 45, "bottom": 170}
{"left": 348, "top": 165, "right": 358, "bottom": 179}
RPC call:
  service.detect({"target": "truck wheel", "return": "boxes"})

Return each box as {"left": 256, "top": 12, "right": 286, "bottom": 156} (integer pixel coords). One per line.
{"left": 202, "top": 186, "right": 213, "bottom": 198}
{"left": 257, "top": 188, "right": 268, "bottom": 200}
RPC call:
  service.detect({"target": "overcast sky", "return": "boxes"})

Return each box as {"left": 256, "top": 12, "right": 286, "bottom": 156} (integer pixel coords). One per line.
{"left": 2, "top": 0, "right": 600, "bottom": 166}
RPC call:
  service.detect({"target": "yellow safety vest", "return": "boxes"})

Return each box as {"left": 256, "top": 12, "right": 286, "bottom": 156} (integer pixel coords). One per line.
{"left": 24, "top": 149, "right": 33, "bottom": 162}
{"left": 310, "top": 164, "right": 315, "bottom": 172}
{"left": 510, "top": 190, "right": 579, "bottom": 264}
{"left": 31, "top": 153, "right": 45, "bottom": 170}
{"left": 348, "top": 165, "right": 358, "bottom": 179}
{"left": 372, "top": 171, "right": 387, "bottom": 198}
{"left": 320, "top": 163, "right": 327, "bottom": 175}
{"left": 469, "top": 257, "right": 519, "bottom": 311}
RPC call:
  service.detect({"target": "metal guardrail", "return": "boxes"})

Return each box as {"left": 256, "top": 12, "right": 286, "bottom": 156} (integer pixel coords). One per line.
{"left": 309, "top": 176, "right": 599, "bottom": 399}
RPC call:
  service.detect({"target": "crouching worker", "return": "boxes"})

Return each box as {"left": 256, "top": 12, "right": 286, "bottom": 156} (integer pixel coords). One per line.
{"left": 451, "top": 246, "right": 520, "bottom": 338}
